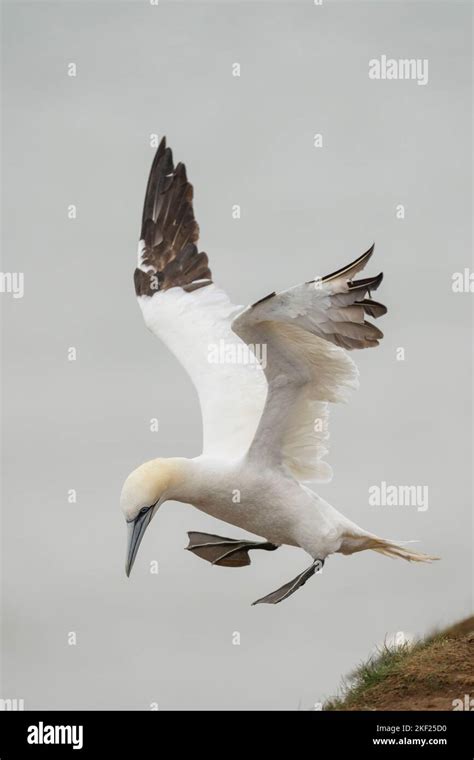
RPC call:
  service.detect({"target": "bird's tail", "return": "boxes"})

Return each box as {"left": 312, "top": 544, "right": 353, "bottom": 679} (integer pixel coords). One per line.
{"left": 369, "top": 538, "right": 438, "bottom": 563}
{"left": 339, "top": 531, "right": 439, "bottom": 563}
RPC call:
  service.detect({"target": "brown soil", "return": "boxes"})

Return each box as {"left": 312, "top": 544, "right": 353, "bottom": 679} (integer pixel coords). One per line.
{"left": 328, "top": 616, "right": 474, "bottom": 711}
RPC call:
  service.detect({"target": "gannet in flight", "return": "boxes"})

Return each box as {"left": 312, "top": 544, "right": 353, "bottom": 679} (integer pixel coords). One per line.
{"left": 121, "top": 138, "right": 436, "bottom": 605}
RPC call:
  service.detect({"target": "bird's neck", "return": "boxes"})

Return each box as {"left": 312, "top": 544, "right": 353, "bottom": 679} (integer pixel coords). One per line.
{"left": 153, "top": 456, "right": 200, "bottom": 503}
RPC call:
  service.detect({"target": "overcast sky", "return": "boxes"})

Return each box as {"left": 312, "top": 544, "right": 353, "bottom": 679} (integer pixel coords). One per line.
{"left": 1, "top": 0, "right": 472, "bottom": 709}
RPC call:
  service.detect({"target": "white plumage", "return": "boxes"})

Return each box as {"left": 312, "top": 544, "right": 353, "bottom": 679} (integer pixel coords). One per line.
{"left": 139, "top": 284, "right": 266, "bottom": 461}
{"left": 122, "top": 138, "right": 437, "bottom": 605}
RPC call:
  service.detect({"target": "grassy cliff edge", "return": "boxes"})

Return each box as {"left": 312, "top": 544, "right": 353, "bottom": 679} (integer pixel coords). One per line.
{"left": 325, "top": 616, "right": 474, "bottom": 711}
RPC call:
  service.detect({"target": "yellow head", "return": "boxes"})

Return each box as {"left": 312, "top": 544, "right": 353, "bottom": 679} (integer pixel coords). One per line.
{"left": 121, "top": 458, "right": 179, "bottom": 576}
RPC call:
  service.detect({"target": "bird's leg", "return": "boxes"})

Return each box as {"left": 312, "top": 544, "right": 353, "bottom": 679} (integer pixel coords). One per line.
{"left": 252, "top": 558, "right": 325, "bottom": 605}
{"left": 186, "top": 531, "right": 278, "bottom": 568}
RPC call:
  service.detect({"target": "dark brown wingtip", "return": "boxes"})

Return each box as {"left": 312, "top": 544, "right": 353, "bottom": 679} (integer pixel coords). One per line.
{"left": 136, "top": 140, "right": 214, "bottom": 296}
{"left": 140, "top": 137, "right": 174, "bottom": 238}
{"left": 349, "top": 271, "right": 384, "bottom": 292}
{"left": 134, "top": 267, "right": 157, "bottom": 297}
{"left": 156, "top": 136, "right": 169, "bottom": 165}
{"left": 321, "top": 243, "right": 375, "bottom": 284}
{"left": 357, "top": 299, "right": 388, "bottom": 318}
{"left": 363, "top": 320, "right": 384, "bottom": 340}
{"left": 251, "top": 291, "right": 276, "bottom": 308}
{"left": 175, "top": 161, "right": 188, "bottom": 184}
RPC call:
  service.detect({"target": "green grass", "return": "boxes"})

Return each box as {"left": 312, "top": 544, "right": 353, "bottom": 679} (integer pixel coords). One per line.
{"left": 324, "top": 630, "right": 448, "bottom": 711}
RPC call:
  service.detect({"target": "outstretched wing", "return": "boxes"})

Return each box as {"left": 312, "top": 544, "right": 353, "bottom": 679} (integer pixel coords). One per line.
{"left": 232, "top": 246, "right": 387, "bottom": 482}
{"left": 134, "top": 138, "right": 267, "bottom": 457}
{"left": 134, "top": 136, "right": 212, "bottom": 296}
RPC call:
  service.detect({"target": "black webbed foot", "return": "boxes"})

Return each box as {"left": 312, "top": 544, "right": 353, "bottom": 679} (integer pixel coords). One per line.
{"left": 186, "top": 531, "right": 278, "bottom": 568}
{"left": 252, "top": 559, "right": 324, "bottom": 605}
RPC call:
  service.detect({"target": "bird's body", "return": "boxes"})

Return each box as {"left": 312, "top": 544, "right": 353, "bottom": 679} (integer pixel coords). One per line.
{"left": 143, "top": 455, "right": 351, "bottom": 557}
{"left": 121, "top": 137, "right": 437, "bottom": 604}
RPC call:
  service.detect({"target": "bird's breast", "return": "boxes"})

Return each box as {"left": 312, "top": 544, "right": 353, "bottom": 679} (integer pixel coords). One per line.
{"left": 185, "top": 461, "right": 310, "bottom": 548}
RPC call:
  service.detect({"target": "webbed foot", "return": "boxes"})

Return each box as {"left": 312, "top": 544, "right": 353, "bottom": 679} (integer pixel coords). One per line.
{"left": 186, "top": 531, "right": 278, "bottom": 568}
{"left": 252, "top": 559, "right": 324, "bottom": 605}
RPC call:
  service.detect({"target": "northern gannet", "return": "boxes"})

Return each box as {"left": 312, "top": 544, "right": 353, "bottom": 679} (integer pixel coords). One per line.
{"left": 121, "top": 138, "right": 436, "bottom": 605}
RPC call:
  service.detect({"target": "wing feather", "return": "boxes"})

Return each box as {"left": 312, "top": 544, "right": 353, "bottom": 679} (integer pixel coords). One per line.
{"left": 232, "top": 246, "right": 387, "bottom": 481}
{"left": 135, "top": 139, "right": 266, "bottom": 457}
{"left": 135, "top": 137, "right": 212, "bottom": 296}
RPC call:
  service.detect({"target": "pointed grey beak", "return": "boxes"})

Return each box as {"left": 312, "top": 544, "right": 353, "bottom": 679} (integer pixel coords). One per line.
{"left": 125, "top": 507, "right": 154, "bottom": 577}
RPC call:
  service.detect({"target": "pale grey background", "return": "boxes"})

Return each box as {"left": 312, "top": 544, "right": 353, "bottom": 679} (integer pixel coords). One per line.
{"left": 1, "top": 0, "right": 472, "bottom": 710}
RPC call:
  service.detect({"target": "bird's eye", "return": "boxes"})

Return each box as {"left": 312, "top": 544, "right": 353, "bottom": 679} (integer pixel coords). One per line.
{"left": 139, "top": 506, "right": 149, "bottom": 515}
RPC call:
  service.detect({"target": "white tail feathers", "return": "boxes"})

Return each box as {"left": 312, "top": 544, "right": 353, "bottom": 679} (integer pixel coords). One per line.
{"left": 370, "top": 539, "right": 438, "bottom": 563}
{"left": 340, "top": 533, "right": 439, "bottom": 563}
